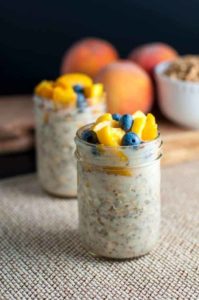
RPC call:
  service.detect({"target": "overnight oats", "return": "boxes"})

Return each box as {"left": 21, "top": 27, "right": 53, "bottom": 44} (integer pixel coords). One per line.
{"left": 75, "top": 112, "right": 162, "bottom": 259}
{"left": 34, "top": 73, "right": 106, "bottom": 197}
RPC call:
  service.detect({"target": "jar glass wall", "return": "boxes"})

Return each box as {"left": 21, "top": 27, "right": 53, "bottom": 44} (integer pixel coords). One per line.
{"left": 34, "top": 97, "right": 106, "bottom": 197}
{"left": 75, "top": 125, "right": 162, "bottom": 259}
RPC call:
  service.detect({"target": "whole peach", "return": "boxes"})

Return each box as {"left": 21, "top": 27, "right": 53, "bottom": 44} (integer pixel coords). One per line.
{"left": 128, "top": 43, "right": 178, "bottom": 74}
{"left": 96, "top": 61, "right": 153, "bottom": 114}
{"left": 61, "top": 38, "right": 119, "bottom": 78}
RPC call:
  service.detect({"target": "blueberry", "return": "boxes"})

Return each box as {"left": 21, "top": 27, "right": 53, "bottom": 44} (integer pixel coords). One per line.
{"left": 122, "top": 132, "right": 141, "bottom": 147}
{"left": 91, "top": 146, "right": 100, "bottom": 156}
{"left": 119, "top": 114, "right": 133, "bottom": 131}
{"left": 81, "top": 130, "right": 99, "bottom": 144}
{"left": 112, "top": 113, "right": 121, "bottom": 121}
{"left": 77, "top": 93, "right": 87, "bottom": 112}
{"left": 73, "top": 84, "right": 84, "bottom": 94}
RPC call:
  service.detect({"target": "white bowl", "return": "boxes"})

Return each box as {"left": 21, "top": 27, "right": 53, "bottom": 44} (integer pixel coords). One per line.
{"left": 155, "top": 61, "right": 199, "bottom": 129}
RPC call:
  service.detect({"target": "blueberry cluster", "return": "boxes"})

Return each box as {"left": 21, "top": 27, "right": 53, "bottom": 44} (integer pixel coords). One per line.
{"left": 81, "top": 113, "right": 141, "bottom": 147}
{"left": 113, "top": 114, "right": 141, "bottom": 146}
{"left": 73, "top": 84, "right": 88, "bottom": 112}
{"left": 122, "top": 115, "right": 140, "bottom": 146}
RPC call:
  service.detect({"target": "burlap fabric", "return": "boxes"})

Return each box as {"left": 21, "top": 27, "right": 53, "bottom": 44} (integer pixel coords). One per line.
{"left": 0, "top": 162, "right": 198, "bottom": 300}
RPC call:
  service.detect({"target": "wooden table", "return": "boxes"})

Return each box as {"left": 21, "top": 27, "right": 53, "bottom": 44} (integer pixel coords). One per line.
{"left": 0, "top": 95, "right": 199, "bottom": 178}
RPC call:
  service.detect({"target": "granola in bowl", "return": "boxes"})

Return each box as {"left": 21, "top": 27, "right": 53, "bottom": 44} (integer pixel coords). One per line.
{"left": 164, "top": 55, "right": 199, "bottom": 82}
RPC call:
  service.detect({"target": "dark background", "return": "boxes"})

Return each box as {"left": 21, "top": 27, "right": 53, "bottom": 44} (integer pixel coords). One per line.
{"left": 0, "top": 0, "right": 199, "bottom": 178}
{"left": 0, "top": 0, "right": 199, "bottom": 95}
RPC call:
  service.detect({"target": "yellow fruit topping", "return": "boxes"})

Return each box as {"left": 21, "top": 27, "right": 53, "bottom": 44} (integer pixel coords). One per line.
{"left": 85, "top": 83, "right": 104, "bottom": 98}
{"left": 96, "top": 113, "right": 112, "bottom": 123}
{"left": 92, "top": 121, "right": 110, "bottom": 132}
{"left": 56, "top": 73, "right": 93, "bottom": 88}
{"left": 131, "top": 116, "right": 146, "bottom": 138}
{"left": 92, "top": 120, "right": 119, "bottom": 133}
{"left": 82, "top": 112, "right": 158, "bottom": 148}
{"left": 81, "top": 112, "right": 159, "bottom": 177}
{"left": 34, "top": 73, "right": 104, "bottom": 107}
{"left": 34, "top": 80, "right": 54, "bottom": 99}
{"left": 96, "top": 126, "right": 125, "bottom": 146}
{"left": 52, "top": 86, "right": 76, "bottom": 105}
{"left": 142, "top": 113, "right": 158, "bottom": 141}
{"left": 133, "top": 110, "right": 146, "bottom": 119}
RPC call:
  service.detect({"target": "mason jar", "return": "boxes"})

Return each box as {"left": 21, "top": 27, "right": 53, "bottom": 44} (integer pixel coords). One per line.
{"left": 34, "top": 97, "right": 105, "bottom": 197}
{"left": 75, "top": 124, "right": 162, "bottom": 259}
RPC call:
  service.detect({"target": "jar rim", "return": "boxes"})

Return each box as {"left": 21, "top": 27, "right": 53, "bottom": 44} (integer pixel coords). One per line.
{"left": 75, "top": 123, "right": 161, "bottom": 149}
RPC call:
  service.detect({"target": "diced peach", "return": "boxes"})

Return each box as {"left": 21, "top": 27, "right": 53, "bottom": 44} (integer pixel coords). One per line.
{"left": 52, "top": 86, "right": 76, "bottom": 105}
{"left": 133, "top": 111, "right": 146, "bottom": 119}
{"left": 85, "top": 83, "right": 104, "bottom": 98}
{"left": 142, "top": 113, "right": 158, "bottom": 141}
{"left": 92, "top": 120, "right": 119, "bottom": 132}
{"left": 35, "top": 80, "right": 54, "bottom": 99}
{"left": 131, "top": 116, "right": 146, "bottom": 138}
{"left": 96, "top": 126, "right": 125, "bottom": 146}
{"left": 96, "top": 113, "right": 112, "bottom": 123}
{"left": 56, "top": 73, "right": 92, "bottom": 88}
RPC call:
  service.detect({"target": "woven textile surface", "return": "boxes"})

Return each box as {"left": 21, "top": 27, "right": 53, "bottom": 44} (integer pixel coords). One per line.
{"left": 0, "top": 161, "right": 199, "bottom": 300}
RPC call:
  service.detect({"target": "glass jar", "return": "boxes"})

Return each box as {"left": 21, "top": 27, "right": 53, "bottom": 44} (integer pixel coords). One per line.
{"left": 75, "top": 125, "right": 162, "bottom": 259}
{"left": 34, "top": 97, "right": 106, "bottom": 197}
